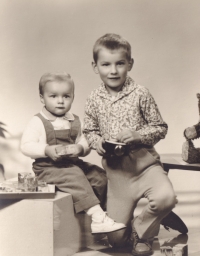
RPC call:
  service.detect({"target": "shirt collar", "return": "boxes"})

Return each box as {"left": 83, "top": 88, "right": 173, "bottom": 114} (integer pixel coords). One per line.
{"left": 41, "top": 107, "right": 74, "bottom": 121}
{"left": 98, "top": 76, "right": 137, "bottom": 100}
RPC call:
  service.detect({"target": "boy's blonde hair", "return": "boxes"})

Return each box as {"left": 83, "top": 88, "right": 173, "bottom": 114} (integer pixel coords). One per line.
{"left": 39, "top": 72, "right": 74, "bottom": 95}
{"left": 93, "top": 33, "right": 132, "bottom": 63}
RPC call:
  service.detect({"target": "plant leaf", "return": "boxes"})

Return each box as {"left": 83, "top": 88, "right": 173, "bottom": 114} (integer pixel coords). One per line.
{"left": 0, "top": 126, "right": 7, "bottom": 138}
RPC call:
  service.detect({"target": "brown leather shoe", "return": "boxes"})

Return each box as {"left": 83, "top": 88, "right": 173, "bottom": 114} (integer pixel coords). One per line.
{"left": 131, "top": 225, "right": 153, "bottom": 256}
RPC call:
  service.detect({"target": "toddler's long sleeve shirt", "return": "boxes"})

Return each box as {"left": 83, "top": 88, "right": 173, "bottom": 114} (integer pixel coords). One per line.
{"left": 21, "top": 108, "right": 90, "bottom": 159}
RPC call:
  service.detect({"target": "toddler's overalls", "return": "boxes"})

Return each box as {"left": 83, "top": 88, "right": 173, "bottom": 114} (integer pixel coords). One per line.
{"left": 102, "top": 146, "right": 177, "bottom": 247}
{"left": 33, "top": 113, "right": 107, "bottom": 213}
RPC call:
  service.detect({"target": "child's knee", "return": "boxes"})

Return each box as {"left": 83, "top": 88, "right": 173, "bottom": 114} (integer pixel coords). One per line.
{"left": 163, "top": 193, "right": 177, "bottom": 211}
{"left": 150, "top": 193, "right": 177, "bottom": 213}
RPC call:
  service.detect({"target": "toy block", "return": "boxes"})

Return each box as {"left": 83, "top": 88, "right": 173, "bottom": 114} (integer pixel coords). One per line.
{"left": 56, "top": 145, "right": 77, "bottom": 155}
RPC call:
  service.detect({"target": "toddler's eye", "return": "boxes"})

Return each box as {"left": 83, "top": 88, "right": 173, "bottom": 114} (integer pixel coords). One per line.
{"left": 118, "top": 62, "right": 124, "bottom": 66}
{"left": 50, "top": 95, "right": 56, "bottom": 98}
{"left": 64, "top": 95, "right": 69, "bottom": 98}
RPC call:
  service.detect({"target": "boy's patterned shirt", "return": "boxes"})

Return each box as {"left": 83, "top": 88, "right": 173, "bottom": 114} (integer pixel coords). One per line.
{"left": 83, "top": 76, "right": 168, "bottom": 149}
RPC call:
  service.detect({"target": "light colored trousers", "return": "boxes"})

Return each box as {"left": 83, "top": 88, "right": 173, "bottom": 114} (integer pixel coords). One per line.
{"left": 102, "top": 147, "right": 177, "bottom": 247}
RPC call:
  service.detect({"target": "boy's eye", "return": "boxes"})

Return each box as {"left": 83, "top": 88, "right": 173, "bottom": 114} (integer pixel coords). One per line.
{"left": 102, "top": 63, "right": 109, "bottom": 66}
{"left": 64, "top": 95, "right": 69, "bottom": 98}
{"left": 50, "top": 95, "right": 56, "bottom": 98}
{"left": 117, "top": 62, "right": 125, "bottom": 66}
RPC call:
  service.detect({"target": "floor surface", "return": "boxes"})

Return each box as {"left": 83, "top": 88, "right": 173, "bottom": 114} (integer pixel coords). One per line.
{"left": 74, "top": 226, "right": 200, "bottom": 256}
{"left": 74, "top": 189, "right": 200, "bottom": 255}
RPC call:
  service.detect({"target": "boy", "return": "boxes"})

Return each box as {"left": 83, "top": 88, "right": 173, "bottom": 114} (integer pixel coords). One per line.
{"left": 83, "top": 34, "right": 184, "bottom": 255}
{"left": 20, "top": 72, "right": 126, "bottom": 234}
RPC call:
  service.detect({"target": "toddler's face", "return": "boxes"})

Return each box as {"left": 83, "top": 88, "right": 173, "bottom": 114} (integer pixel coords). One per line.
{"left": 93, "top": 47, "right": 133, "bottom": 94}
{"left": 40, "top": 81, "right": 74, "bottom": 116}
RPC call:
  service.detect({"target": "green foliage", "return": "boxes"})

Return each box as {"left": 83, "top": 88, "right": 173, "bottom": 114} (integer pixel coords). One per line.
{"left": 0, "top": 122, "right": 7, "bottom": 138}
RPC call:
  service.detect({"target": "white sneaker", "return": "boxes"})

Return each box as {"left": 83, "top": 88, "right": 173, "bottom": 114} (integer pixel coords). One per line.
{"left": 91, "top": 212, "right": 126, "bottom": 234}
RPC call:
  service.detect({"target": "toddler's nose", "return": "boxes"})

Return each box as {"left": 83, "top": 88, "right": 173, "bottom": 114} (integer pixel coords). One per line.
{"left": 58, "top": 97, "right": 64, "bottom": 103}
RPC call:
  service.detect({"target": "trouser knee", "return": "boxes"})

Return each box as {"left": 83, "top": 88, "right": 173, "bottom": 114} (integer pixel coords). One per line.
{"left": 150, "top": 193, "right": 177, "bottom": 213}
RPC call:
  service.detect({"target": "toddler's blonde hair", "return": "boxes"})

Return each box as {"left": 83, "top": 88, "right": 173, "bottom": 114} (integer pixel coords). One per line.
{"left": 39, "top": 72, "right": 74, "bottom": 95}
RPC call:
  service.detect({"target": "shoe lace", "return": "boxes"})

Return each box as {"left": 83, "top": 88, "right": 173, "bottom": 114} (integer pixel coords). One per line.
{"left": 132, "top": 228, "right": 151, "bottom": 248}
{"left": 103, "top": 212, "right": 115, "bottom": 224}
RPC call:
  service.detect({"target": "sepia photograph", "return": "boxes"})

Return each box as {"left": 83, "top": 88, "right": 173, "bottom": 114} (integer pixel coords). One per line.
{"left": 0, "top": 0, "right": 200, "bottom": 255}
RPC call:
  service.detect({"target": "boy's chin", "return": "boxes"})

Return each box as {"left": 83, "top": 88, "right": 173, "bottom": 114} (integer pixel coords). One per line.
{"left": 106, "top": 83, "right": 124, "bottom": 92}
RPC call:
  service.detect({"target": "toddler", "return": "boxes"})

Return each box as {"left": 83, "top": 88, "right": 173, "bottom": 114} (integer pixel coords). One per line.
{"left": 20, "top": 72, "right": 126, "bottom": 234}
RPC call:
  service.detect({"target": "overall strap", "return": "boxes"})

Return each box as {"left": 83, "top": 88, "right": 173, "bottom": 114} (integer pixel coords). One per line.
{"left": 70, "top": 114, "right": 81, "bottom": 141}
{"left": 35, "top": 113, "right": 57, "bottom": 145}
{"left": 33, "top": 113, "right": 82, "bottom": 169}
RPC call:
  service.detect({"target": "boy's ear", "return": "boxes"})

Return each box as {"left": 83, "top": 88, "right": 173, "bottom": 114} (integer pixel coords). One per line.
{"left": 128, "top": 58, "right": 134, "bottom": 71}
{"left": 40, "top": 94, "right": 44, "bottom": 104}
{"left": 92, "top": 61, "right": 99, "bottom": 74}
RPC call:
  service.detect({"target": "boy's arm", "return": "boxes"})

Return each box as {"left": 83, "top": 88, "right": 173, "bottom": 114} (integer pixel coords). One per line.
{"left": 137, "top": 90, "right": 168, "bottom": 146}
{"left": 20, "top": 116, "right": 48, "bottom": 159}
{"left": 83, "top": 97, "right": 102, "bottom": 150}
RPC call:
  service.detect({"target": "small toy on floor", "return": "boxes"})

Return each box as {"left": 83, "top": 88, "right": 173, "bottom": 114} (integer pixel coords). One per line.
{"left": 160, "top": 244, "right": 188, "bottom": 256}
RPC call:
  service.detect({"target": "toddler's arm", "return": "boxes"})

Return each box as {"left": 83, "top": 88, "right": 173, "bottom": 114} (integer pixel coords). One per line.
{"left": 20, "top": 116, "right": 49, "bottom": 159}
{"left": 21, "top": 116, "right": 61, "bottom": 161}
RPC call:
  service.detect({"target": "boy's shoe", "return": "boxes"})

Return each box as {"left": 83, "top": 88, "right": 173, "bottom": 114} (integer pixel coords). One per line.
{"left": 161, "top": 211, "right": 188, "bottom": 234}
{"left": 131, "top": 224, "right": 153, "bottom": 256}
{"left": 91, "top": 212, "right": 126, "bottom": 234}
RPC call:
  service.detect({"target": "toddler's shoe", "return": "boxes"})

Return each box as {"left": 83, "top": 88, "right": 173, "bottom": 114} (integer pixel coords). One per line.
{"left": 91, "top": 212, "right": 126, "bottom": 234}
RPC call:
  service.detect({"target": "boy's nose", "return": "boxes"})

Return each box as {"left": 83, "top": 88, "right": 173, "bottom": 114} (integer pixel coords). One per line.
{"left": 110, "top": 65, "right": 117, "bottom": 74}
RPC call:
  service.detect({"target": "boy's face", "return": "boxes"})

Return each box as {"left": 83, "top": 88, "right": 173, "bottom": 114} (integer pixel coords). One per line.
{"left": 92, "top": 47, "right": 133, "bottom": 94}
{"left": 40, "top": 80, "right": 74, "bottom": 116}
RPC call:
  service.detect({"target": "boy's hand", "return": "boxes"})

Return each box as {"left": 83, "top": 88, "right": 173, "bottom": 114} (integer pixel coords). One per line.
{"left": 96, "top": 137, "right": 106, "bottom": 156}
{"left": 116, "top": 129, "right": 141, "bottom": 145}
{"left": 45, "top": 145, "right": 61, "bottom": 162}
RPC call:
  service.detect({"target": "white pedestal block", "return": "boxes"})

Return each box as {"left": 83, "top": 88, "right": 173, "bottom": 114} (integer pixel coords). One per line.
{"left": 0, "top": 191, "right": 92, "bottom": 256}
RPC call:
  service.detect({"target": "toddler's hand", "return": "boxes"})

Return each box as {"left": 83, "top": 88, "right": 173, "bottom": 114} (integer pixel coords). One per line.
{"left": 116, "top": 129, "right": 141, "bottom": 145}
{"left": 96, "top": 137, "right": 106, "bottom": 156}
{"left": 45, "top": 145, "right": 61, "bottom": 162}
